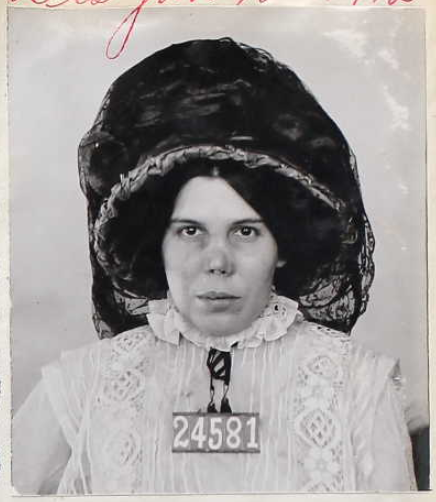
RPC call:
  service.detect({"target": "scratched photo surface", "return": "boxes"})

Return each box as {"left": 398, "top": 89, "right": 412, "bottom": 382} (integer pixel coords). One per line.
{"left": 9, "top": 5, "right": 428, "bottom": 494}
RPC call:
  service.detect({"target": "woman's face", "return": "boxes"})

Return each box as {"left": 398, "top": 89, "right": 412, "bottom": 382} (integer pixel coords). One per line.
{"left": 162, "top": 176, "right": 283, "bottom": 337}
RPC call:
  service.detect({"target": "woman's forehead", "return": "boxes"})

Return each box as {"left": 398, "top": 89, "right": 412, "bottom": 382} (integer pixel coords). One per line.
{"left": 171, "top": 177, "right": 262, "bottom": 222}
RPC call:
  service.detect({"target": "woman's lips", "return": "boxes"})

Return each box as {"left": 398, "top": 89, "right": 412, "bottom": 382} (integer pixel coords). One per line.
{"left": 196, "top": 292, "right": 241, "bottom": 312}
{"left": 197, "top": 291, "right": 240, "bottom": 300}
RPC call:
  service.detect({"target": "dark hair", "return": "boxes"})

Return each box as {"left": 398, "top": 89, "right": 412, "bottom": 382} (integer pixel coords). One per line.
{"left": 102, "top": 157, "right": 345, "bottom": 302}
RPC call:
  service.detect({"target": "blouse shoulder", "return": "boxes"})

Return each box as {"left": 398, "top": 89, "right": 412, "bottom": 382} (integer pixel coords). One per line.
{"left": 41, "top": 325, "right": 156, "bottom": 446}
{"left": 41, "top": 338, "right": 104, "bottom": 446}
{"left": 296, "top": 320, "right": 404, "bottom": 413}
{"left": 106, "top": 324, "right": 156, "bottom": 354}
{"left": 297, "top": 320, "right": 352, "bottom": 361}
{"left": 296, "top": 320, "right": 414, "bottom": 490}
{"left": 100, "top": 325, "right": 157, "bottom": 375}
{"left": 299, "top": 320, "right": 399, "bottom": 378}
{"left": 345, "top": 340, "right": 415, "bottom": 489}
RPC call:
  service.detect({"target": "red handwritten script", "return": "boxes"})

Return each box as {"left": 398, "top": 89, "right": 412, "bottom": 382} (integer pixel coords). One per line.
{"left": 349, "top": 0, "right": 414, "bottom": 4}
{"left": 9, "top": 0, "right": 415, "bottom": 59}
{"left": 9, "top": 0, "right": 267, "bottom": 58}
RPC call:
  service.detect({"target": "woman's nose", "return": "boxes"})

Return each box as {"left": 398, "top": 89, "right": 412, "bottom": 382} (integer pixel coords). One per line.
{"left": 205, "top": 243, "right": 234, "bottom": 276}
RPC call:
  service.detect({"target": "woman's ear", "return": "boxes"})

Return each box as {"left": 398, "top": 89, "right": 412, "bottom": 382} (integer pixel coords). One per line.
{"left": 276, "top": 259, "right": 286, "bottom": 269}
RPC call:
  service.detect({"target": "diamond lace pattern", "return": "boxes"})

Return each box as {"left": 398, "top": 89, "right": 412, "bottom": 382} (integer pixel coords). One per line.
{"left": 293, "top": 324, "right": 349, "bottom": 491}
{"left": 92, "top": 327, "right": 155, "bottom": 490}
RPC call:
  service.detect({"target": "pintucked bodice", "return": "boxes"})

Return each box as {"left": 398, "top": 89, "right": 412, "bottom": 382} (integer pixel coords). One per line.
{"left": 38, "top": 315, "right": 415, "bottom": 494}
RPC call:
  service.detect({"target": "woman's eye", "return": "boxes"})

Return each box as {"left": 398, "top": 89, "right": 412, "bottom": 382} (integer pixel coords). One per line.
{"left": 234, "top": 226, "right": 259, "bottom": 238}
{"left": 179, "top": 226, "right": 202, "bottom": 237}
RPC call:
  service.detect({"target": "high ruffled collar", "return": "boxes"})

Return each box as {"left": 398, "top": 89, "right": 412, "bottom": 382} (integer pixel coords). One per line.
{"left": 146, "top": 293, "right": 300, "bottom": 352}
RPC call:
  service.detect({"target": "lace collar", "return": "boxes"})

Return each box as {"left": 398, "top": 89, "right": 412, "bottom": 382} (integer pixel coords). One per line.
{"left": 146, "top": 293, "right": 300, "bottom": 352}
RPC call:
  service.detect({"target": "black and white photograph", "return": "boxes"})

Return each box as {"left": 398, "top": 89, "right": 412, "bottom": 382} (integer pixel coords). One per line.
{"left": 8, "top": 4, "right": 429, "bottom": 494}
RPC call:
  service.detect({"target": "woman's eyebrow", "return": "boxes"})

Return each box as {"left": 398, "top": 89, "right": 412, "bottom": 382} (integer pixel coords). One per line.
{"left": 169, "top": 218, "right": 202, "bottom": 225}
{"left": 170, "top": 218, "right": 265, "bottom": 225}
{"left": 232, "top": 218, "right": 264, "bottom": 225}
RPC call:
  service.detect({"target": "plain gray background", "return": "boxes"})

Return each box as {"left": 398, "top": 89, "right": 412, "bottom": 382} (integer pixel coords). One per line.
{"left": 9, "top": 6, "right": 428, "bottom": 427}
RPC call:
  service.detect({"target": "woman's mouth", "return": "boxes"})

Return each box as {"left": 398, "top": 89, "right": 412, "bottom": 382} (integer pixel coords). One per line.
{"left": 197, "top": 291, "right": 240, "bottom": 300}
{"left": 196, "top": 292, "right": 241, "bottom": 311}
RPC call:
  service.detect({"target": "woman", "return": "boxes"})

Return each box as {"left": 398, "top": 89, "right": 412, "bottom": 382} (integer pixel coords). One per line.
{"left": 13, "top": 38, "right": 416, "bottom": 493}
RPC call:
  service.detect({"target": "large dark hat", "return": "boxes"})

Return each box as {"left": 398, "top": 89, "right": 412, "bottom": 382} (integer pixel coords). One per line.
{"left": 78, "top": 37, "right": 375, "bottom": 337}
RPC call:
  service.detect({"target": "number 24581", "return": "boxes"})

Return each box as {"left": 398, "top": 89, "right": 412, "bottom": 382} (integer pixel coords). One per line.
{"left": 172, "top": 413, "right": 260, "bottom": 453}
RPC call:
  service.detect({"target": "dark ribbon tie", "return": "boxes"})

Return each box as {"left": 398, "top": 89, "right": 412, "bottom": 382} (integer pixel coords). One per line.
{"left": 206, "top": 348, "right": 232, "bottom": 413}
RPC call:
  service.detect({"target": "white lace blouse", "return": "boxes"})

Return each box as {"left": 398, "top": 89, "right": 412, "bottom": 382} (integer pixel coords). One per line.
{"left": 13, "top": 295, "right": 416, "bottom": 494}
